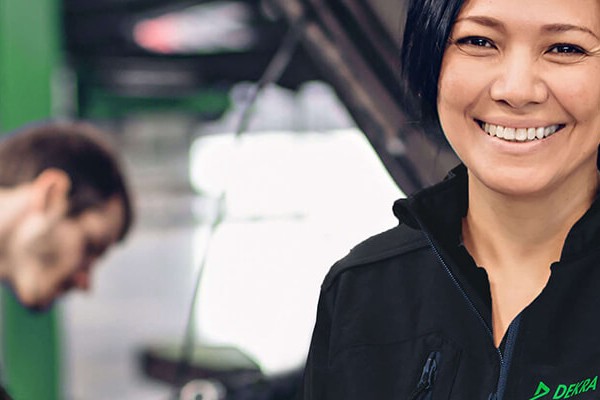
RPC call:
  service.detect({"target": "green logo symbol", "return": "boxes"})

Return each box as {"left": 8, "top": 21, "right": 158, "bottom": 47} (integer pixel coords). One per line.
{"left": 530, "top": 377, "right": 598, "bottom": 399}
{"left": 530, "top": 382, "right": 551, "bottom": 400}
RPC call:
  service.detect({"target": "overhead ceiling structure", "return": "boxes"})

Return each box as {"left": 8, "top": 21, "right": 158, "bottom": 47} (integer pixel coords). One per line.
{"left": 265, "top": 0, "right": 459, "bottom": 194}
{"left": 63, "top": 0, "right": 321, "bottom": 98}
{"left": 63, "top": 0, "right": 459, "bottom": 193}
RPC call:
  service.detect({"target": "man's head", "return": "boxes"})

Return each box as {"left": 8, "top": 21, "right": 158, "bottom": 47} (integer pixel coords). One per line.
{"left": 0, "top": 121, "right": 133, "bottom": 311}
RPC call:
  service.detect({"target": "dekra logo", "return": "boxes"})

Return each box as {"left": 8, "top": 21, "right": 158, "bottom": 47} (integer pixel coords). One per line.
{"left": 530, "top": 377, "right": 598, "bottom": 399}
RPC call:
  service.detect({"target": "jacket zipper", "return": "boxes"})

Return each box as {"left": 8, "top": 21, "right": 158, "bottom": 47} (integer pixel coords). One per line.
{"left": 408, "top": 351, "right": 440, "bottom": 400}
{"left": 416, "top": 224, "right": 521, "bottom": 400}
{"left": 488, "top": 316, "right": 521, "bottom": 400}
{"left": 419, "top": 230, "right": 502, "bottom": 356}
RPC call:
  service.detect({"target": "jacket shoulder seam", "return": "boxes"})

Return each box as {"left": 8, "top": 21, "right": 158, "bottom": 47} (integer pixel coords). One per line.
{"left": 322, "top": 225, "right": 429, "bottom": 290}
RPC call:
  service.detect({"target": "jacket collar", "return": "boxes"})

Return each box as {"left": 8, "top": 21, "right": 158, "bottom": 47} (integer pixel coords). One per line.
{"left": 393, "top": 164, "right": 600, "bottom": 262}
{"left": 561, "top": 188, "right": 600, "bottom": 260}
{"left": 393, "top": 164, "right": 467, "bottom": 250}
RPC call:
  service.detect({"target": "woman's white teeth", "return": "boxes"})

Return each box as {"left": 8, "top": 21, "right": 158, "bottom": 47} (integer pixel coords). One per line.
{"left": 536, "top": 127, "right": 544, "bottom": 139}
{"left": 504, "top": 128, "right": 515, "bottom": 140}
{"left": 481, "top": 122, "right": 561, "bottom": 141}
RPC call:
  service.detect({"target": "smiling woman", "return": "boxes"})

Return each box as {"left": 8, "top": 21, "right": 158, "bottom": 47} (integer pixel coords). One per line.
{"left": 438, "top": 0, "right": 600, "bottom": 198}
{"left": 438, "top": 0, "right": 600, "bottom": 342}
{"left": 300, "top": 0, "right": 600, "bottom": 399}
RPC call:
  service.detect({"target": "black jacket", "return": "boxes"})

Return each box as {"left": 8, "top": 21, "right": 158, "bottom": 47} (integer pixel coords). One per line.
{"left": 301, "top": 165, "right": 600, "bottom": 400}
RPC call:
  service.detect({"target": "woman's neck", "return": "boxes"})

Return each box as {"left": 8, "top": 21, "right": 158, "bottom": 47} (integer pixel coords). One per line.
{"left": 463, "top": 169, "right": 599, "bottom": 271}
{"left": 462, "top": 167, "right": 600, "bottom": 347}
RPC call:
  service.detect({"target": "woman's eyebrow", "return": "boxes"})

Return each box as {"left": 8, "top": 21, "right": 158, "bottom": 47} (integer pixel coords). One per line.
{"left": 454, "top": 16, "right": 505, "bottom": 30}
{"left": 454, "top": 17, "right": 599, "bottom": 40}
{"left": 542, "top": 24, "right": 599, "bottom": 40}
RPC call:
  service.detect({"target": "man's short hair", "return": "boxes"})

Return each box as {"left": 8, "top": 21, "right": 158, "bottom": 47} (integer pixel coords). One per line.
{"left": 0, "top": 121, "right": 133, "bottom": 240}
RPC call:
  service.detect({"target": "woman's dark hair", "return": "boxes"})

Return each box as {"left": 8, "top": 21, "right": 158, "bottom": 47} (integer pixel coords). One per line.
{"left": 0, "top": 121, "right": 134, "bottom": 241}
{"left": 401, "top": 0, "right": 466, "bottom": 124}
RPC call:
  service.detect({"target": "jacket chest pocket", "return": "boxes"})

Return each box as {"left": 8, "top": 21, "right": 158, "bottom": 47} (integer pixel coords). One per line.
{"left": 328, "top": 332, "right": 461, "bottom": 400}
{"left": 409, "top": 351, "right": 441, "bottom": 400}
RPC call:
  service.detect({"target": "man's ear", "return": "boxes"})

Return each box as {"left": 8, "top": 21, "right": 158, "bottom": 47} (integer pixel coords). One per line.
{"left": 30, "top": 169, "right": 72, "bottom": 218}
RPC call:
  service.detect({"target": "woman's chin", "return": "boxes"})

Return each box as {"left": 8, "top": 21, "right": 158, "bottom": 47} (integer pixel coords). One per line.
{"left": 470, "top": 170, "right": 557, "bottom": 199}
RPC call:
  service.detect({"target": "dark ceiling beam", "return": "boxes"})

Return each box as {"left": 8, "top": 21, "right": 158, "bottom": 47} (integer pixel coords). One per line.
{"left": 265, "top": 0, "right": 458, "bottom": 194}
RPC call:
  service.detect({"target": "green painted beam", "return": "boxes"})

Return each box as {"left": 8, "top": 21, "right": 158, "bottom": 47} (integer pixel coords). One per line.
{"left": 0, "top": 1, "right": 63, "bottom": 399}
{"left": 0, "top": 0, "right": 59, "bottom": 125}
{"left": 1, "top": 296, "right": 61, "bottom": 400}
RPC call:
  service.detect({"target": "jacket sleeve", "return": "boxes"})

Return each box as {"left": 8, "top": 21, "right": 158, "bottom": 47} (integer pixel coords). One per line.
{"left": 299, "top": 284, "right": 337, "bottom": 400}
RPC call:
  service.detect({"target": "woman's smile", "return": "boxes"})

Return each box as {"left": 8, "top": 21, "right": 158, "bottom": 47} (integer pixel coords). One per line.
{"left": 476, "top": 120, "right": 565, "bottom": 142}
{"left": 437, "top": 0, "right": 600, "bottom": 196}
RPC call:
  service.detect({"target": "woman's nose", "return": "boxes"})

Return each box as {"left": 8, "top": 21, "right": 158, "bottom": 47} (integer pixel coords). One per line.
{"left": 490, "top": 49, "right": 549, "bottom": 108}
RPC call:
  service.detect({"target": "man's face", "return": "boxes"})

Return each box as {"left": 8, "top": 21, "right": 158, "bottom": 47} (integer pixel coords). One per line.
{"left": 7, "top": 196, "right": 125, "bottom": 311}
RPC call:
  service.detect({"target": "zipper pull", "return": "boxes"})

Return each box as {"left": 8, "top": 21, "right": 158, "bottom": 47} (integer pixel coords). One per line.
{"left": 418, "top": 351, "right": 440, "bottom": 389}
{"left": 408, "top": 351, "right": 441, "bottom": 400}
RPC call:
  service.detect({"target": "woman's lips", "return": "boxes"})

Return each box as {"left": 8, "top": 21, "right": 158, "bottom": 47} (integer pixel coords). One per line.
{"left": 476, "top": 120, "right": 565, "bottom": 142}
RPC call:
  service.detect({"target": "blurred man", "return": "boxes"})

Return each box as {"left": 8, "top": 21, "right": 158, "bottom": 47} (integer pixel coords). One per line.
{"left": 0, "top": 121, "right": 133, "bottom": 311}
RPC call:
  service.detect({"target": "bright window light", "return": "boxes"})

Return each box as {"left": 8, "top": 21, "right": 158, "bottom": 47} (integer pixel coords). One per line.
{"left": 189, "top": 128, "right": 403, "bottom": 374}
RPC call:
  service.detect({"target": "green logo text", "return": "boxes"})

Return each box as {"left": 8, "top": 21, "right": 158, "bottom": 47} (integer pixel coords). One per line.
{"left": 530, "top": 376, "right": 598, "bottom": 400}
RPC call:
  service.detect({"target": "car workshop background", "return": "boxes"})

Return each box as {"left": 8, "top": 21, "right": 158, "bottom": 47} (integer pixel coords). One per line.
{"left": 0, "top": 1, "right": 457, "bottom": 399}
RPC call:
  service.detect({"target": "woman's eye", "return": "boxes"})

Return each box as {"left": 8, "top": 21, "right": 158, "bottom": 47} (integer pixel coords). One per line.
{"left": 456, "top": 37, "right": 494, "bottom": 48}
{"left": 452, "top": 36, "right": 497, "bottom": 56}
{"left": 548, "top": 44, "right": 586, "bottom": 55}
{"left": 545, "top": 43, "right": 590, "bottom": 63}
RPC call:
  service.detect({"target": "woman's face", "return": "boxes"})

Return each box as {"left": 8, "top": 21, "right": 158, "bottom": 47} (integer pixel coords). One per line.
{"left": 437, "top": 0, "right": 600, "bottom": 197}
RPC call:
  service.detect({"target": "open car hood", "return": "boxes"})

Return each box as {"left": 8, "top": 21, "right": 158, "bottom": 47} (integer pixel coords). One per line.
{"left": 266, "top": 0, "right": 459, "bottom": 194}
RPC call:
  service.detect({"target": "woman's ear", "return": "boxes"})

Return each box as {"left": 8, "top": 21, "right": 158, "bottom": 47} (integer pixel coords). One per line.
{"left": 30, "top": 169, "right": 72, "bottom": 219}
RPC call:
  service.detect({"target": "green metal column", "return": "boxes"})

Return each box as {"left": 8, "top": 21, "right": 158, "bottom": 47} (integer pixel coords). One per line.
{"left": 0, "top": 1, "right": 63, "bottom": 399}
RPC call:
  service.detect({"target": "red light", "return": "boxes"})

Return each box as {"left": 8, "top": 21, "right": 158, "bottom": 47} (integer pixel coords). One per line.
{"left": 133, "top": 16, "right": 179, "bottom": 54}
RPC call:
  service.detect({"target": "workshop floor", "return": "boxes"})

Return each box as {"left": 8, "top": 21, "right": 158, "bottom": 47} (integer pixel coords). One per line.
{"left": 62, "top": 82, "right": 402, "bottom": 400}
